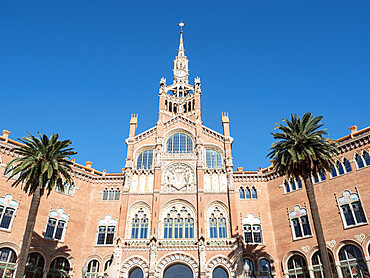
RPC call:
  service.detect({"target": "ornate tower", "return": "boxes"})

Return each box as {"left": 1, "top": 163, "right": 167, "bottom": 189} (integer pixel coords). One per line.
{"left": 158, "top": 23, "right": 202, "bottom": 123}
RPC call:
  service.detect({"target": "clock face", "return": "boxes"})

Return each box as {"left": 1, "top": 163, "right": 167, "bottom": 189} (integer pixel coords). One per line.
{"left": 175, "top": 70, "right": 187, "bottom": 77}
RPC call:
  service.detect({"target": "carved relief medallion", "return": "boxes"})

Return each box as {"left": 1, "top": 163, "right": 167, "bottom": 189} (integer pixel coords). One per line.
{"left": 162, "top": 163, "right": 195, "bottom": 193}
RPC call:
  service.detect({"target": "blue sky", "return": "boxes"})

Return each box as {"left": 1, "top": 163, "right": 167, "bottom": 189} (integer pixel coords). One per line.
{"left": 1, "top": 1, "right": 369, "bottom": 172}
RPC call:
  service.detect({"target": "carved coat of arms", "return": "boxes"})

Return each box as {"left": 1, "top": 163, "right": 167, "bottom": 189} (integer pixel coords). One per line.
{"left": 162, "top": 163, "right": 195, "bottom": 192}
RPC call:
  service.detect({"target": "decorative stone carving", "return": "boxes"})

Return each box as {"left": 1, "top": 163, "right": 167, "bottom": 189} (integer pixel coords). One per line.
{"left": 326, "top": 240, "right": 336, "bottom": 249}
{"left": 121, "top": 256, "right": 149, "bottom": 277}
{"left": 354, "top": 234, "right": 365, "bottom": 243}
{"left": 204, "top": 173, "right": 227, "bottom": 193}
{"left": 156, "top": 253, "right": 199, "bottom": 277}
{"left": 206, "top": 256, "right": 235, "bottom": 278}
{"left": 162, "top": 163, "right": 195, "bottom": 193}
{"left": 301, "top": 246, "right": 310, "bottom": 253}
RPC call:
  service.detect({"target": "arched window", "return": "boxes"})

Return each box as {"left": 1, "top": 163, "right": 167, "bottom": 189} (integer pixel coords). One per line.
{"left": 131, "top": 208, "right": 149, "bottom": 239}
{"left": 339, "top": 245, "right": 369, "bottom": 277}
{"left": 311, "top": 251, "right": 337, "bottom": 278}
{"left": 0, "top": 194, "right": 18, "bottom": 230}
{"left": 331, "top": 159, "right": 352, "bottom": 178}
{"left": 212, "top": 267, "right": 228, "bottom": 278}
{"left": 251, "top": 187, "right": 257, "bottom": 199}
{"left": 45, "top": 208, "right": 68, "bottom": 241}
{"left": 242, "top": 213, "right": 263, "bottom": 244}
{"left": 97, "top": 215, "right": 117, "bottom": 245}
{"left": 0, "top": 248, "right": 17, "bottom": 278}
{"left": 239, "top": 187, "right": 245, "bottom": 199}
{"left": 164, "top": 264, "right": 192, "bottom": 278}
{"left": 136, "top": 150, "right": 154, "bottom": 170}
{"left": 108, "top": 188, "right": 114, "bottom": 200}
{"left": 205, "top": 149, "right": 222, "bottom": 169}
{"left": 48, "top": 257, "right": 70, "bottom": 278}
{"left": 259, "top": 259, "right": 272, "bottom": 278}
{"left": 163, "top": 206, "right": 194, "bottom": 239}
{"left": 287, "top": 255, "right": 309, "bottom": 277}
{"left": 55, "top": 182, "right": 75, "bottom": 196}
{"left": 114, "top": 188, "right": 120, "bottom": 200}
{"left": 166, "top": 133, "right": 193, "bottom": 153}
{"left": 289, "top": 206, "right": 312, "bottom": 239}
{"left": 284, "top": 178, "right": 302, "bottom": 193}
{"left": 86, "top": 260, "right": 100, "bottom": 278}
{"left": 208, "top": 206, "right": 227, "bottom": 238}
{"left": 337, "top": 190, "right": 367, "bottom": 228}
{"left": 243, "top": 258, "right": 256, "bottom": 278}
{"left": 129, "top": 267, "right": 143, "bottom": 278}
{"left": 355, "top": 151, "right": 370, "bottom": 169}
{"left": 102, "top": 188, "right": 108, "bottom": 200}
{"left": 104, "top": 259, "right": 112, "bottom": 271}
{"left": 245, "top": 187, "right": 251, "bottom": 199}
{"left": 25, "top": 252, "right": 45, "bottom": 278}
{"left": 313, "top": 170, "right": 326, "bottom": 184}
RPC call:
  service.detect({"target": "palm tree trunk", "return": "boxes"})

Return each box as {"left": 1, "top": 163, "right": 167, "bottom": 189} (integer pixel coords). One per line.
{"left": 303, "top": 174, "right": 333, "bottom": 278}
{"left": 15, "top": 186, "right": 42, "bottom": 278}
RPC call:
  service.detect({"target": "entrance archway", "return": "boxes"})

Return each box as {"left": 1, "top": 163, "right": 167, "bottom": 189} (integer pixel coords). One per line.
{"left": 164, "top": 264, "right": 193, "bottom": 278}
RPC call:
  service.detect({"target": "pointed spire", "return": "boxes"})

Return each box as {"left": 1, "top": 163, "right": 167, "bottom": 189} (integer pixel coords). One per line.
{"left": 177, "top": 20, "right": 186, "bottom": 56}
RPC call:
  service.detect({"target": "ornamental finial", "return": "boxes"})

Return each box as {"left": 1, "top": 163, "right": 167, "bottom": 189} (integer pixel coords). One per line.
{"left": 177, "top": 20, "right": 186, "bottom": 34}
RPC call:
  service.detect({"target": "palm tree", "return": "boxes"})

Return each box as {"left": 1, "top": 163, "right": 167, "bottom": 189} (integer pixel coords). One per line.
{"left": 267, "top": 113, "right": 339, "bottom": 278}
{"left": 6, "top": 132, "right": 76, "bottom": 278}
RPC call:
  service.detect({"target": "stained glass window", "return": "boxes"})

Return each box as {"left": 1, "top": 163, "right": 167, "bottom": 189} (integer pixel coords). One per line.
{"left": 338, "top": 191, "right": 367, "bottom": 228}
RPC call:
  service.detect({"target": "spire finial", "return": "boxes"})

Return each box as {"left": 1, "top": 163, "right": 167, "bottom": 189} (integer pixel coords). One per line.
{"left": 177, "top": 20, "right": 186, "bottom": 34}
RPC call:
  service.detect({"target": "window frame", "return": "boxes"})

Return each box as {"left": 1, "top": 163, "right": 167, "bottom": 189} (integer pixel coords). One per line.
{"left": 86, "top": 259, "right": 100, "bottom": 278}
{"left": 289, "top": 206, "right": 313, "bottom": 240}
{"left": 166, "top": 133, "right": 193, "bottom": 154}
{"left": 44, "top": 208, "right": 69, "bottom": 242}
{"left": 330, "top": 159, "right": 352, "bottom": 178}
{"left": 136, "top": 149, "right": 154, "bottom": 170}
{"left": 337, "top": 190, "right": 368, "bottom": 229}
{"left": 0, "top": 194, "right": 19, "bottom": 231}
{"left": 205, "top": 149, "right": 223, "bottom": 169}
{"left": 96, "top": 215, "right": 117, "bottom": 246}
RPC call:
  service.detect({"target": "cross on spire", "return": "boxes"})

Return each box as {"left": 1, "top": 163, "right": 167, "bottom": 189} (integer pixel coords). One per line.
{"left": 177, "top": 20, "right": 186, "bottom": 34}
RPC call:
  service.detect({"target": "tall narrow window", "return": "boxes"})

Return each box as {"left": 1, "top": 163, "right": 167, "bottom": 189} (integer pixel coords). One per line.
{"left": 209, "top": 214, "right": 217, "bottom": 239}
{"left": 102, "top": 188, "right": 108, "bottom": 200}
{"left": 184, "top": 214, "right": 194, "bottom": 238}
{"left": 259, "top": 259, "right": 272, "bottom": 278}
{"left": 245, "top": 187, "right": 251, "bottom": 199}
{"left": 244, "top": 258, "right": 256, "bottom": 278}
{"left": 209, "top": 206, "right": 227, "bottom": 238}
{"left": 45, "top": 208, "right": 68, "bottom": 241}
{"left": 141, "top": 215, "right": 148, "bottom": 238}
{"left": 218, "top": 214, "right": 226, "bottom": 238}
{"left": 205, "top": 149, "right": 222, "bottom": 169}
{"left": 239, "top": 187, "right": 245, "bottom": 199}
{"left": 86, "top": 260, "right": 100, "bottom": 278}
{"left": 96, "top": 215, "right": 117, "bottom": 245}
{"left": 0, "top": 194, "right": 18, "bottom": 230}
{"left": 355, "top": 153, "right": 365, "bottom": 169}
{"left": 251, "top": 187, "right": 257, "bottom": 199}
{"left": 136, "top": 150, "right": 154, "bottom": 170}
{"left": 289, "top": 206, "right": 312, "bottom": 240}
{"left": 131, "top": 208, "right": 150, "bottom": 239}
{"left": 114, "top": 188, "right": 120, "bottom": 200}
{"left": 166, "top": 133, "right": 193, "bottom": 153}
{"left": 108, "top": 188, "right": 114, "bottom": 200}
{"left": 338, "top": 190, "right": 367, "bottom": 228}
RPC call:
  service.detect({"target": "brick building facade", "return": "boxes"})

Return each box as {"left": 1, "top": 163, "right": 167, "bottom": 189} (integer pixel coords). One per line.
{"left": 0, "top": 30, "right": 369, "bottom": 278}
